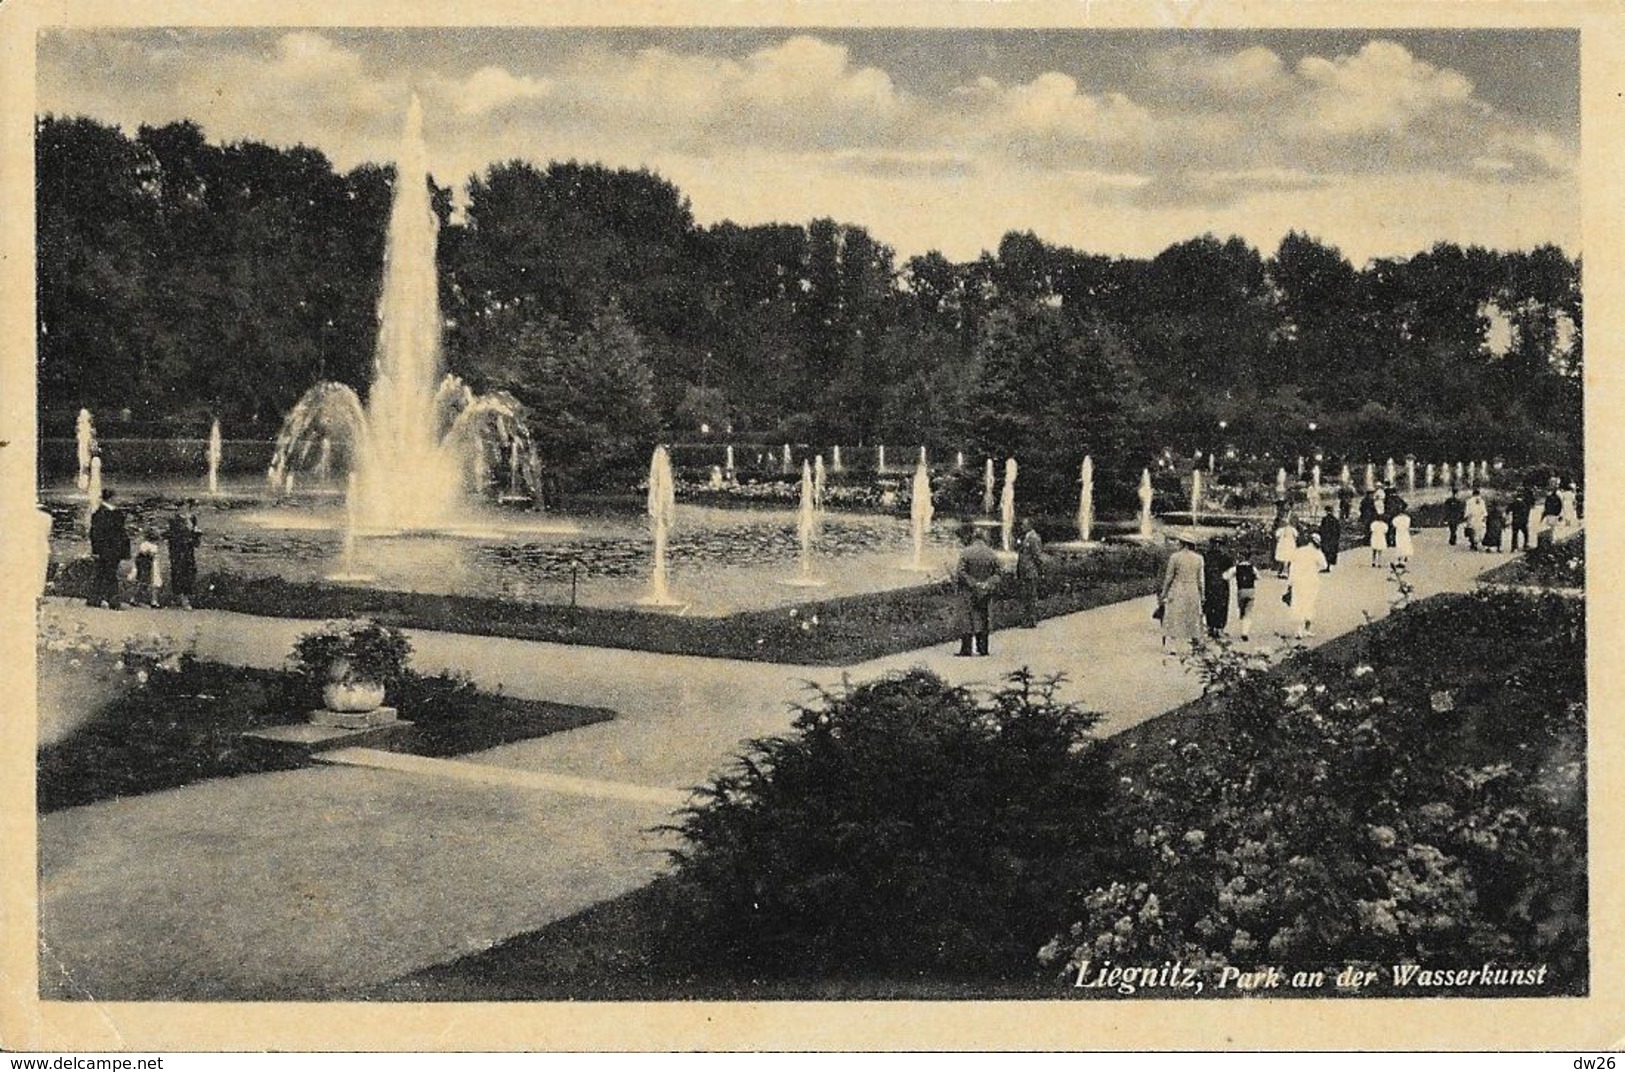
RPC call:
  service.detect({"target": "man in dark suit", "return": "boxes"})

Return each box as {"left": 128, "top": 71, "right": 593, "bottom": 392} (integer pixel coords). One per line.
{"left": 87, "top": 488, "right": 131, "bottom": 609}
{"left": 953, "top": 523, "right": 1002, "bottom": 656}
{"left": 1444, "top": 489, "right": 1466, "bottom": 547}
{"left": 1509, "top": 490, "right": 1533, "bottom": 551}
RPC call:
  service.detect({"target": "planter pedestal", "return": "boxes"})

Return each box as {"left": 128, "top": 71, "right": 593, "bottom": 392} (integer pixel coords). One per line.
{"left": 309, "top": 706, "right": 399, "bottom": 730}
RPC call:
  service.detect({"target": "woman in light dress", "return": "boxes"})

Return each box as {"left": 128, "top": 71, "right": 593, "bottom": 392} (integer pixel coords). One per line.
{"left": 1273, "top": 519, "right": 1298, "bottom": 578}
{"left": 1369, "top": 514, "right": 1389, "bottom": 567}
{"left": 1159, "top": 532, "right": 1207, "bottom": 651}
{"left": 1558, "top": 482, "right": 1580, "bottom": 527}
{"left": 1391, "top": 510, "right": 1413, "bottom": 566}
{"left": 1288, "top": 533, "right": 1330, "bottom": 638}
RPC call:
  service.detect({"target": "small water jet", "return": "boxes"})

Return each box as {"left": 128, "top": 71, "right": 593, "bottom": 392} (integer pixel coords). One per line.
{"left": 877, "top": 444, "right": 887, "bottom": 473}
{"left": 780, "top": 459, "right": 829, "bottom": 588}
{"left": 983, "top": 458, "right": 996, "bottom": 516}
{"left": 832, "top": 445, "right": 842, "bottom": 472}
{"left": 1000, "top": 458, "right": 1017, "bottom": 552}
{"left": 902, "top": 458, "right": 935, "bottom": 571}
{"left": 813, "top": 455, "right": 827, "bottom": 510}
{"left": 782, "top": 444, "right": 792, "bottom": 474}
{"left": 725, "top": 445, "right": 736, "bottom": 479}
{"left": 84, "top": 456, "right": 102, "bottom": 531}
{"left": 1365, "top": 463, "right": 1376, "bottom": 492}
{"left": 1426, "top": 462, "right": 1436, "bottom": 487}
{"left": 206, "top": 418, "right": 222, "bottom": 495}
{"left": 1406, "top": 457, "right": 1416, "bottom": 493}
{"left": 1340, "top": 463, "right": 1351, "bottom": 488}
{"left": 639, "top": 445, "right": 683, "bottom": 606}
{"left": 1385, "top": 457, "right": 1397, "bottom": 487}
{"left": 326, "top": 472, "right": 377, "bottom": 584}
{"left": 75, "top": 409, "right": 96, "bottom": 492}
{"left": 1052, "top": 457, "right": 1099, "bottom": 552}
{"left": 1276, "top": 467, "right": 1287, "bottom": 498}
{"left": 1190, "top": 468, "right": 1203, "bottom": 526}
{"left": 955, "top": 451, "right": 964, "bottom": 471}
{"left": 1138, "top": 468, "right": 1154, "bottom": 540}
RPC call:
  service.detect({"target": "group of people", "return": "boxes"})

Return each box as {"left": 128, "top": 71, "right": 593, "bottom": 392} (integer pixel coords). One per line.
{"left": 1162, "top": 525, "right": 1327, "bottom": 646}
{"left": 949, "top": 518, "right": 1045, "bottom": 657}
{"left": 1442, "top": 481, "right": 1579, "bottom": 553}
{"left": 84, "top": 488, "right": 203, "bottom": 610}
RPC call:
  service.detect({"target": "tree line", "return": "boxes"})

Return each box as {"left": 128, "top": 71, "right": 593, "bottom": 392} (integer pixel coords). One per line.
{"left": 38, "top": 115, "right": 1581, "bottom": 503}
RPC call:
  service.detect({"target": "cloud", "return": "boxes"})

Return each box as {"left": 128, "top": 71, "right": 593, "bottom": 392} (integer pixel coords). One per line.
{"left": 35, "top": 30, "right": 1577, "bottom": 261}
{"left": 437, "top": 66, "right": 550, "bottom": 116}
{"left": 1294, "top": 41, "right": 1475, "bottom": 136}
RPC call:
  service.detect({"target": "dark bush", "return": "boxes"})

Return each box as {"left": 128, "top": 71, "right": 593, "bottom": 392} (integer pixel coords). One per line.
{"left": 662, "top": 669, "right": 1116, "bottom": 979}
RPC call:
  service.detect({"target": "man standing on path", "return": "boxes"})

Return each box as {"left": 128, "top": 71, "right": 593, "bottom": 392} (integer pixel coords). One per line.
{"left": 1444, "top": 488, "right": 1466, "bottom": 547}
{"left": 1319, "top": 506, "right": 1341, "bottom": 571}
{"left": 86, "top": 488, "right": 130, "bottom": 609}
{"left": 1541, "top": 482, "right": 1565, "bottom": 546}
{"left": 953, "top": 524, "right": 1001, "bottom": 656}
{"left": 1510, "top": 490, "right": 1532, "bottom": 551}
{"left": 165, "top": 501, "right": 202, "bottom": 610}
{"left": 1015, "top": 517, "right": 1044, "bottom": 629}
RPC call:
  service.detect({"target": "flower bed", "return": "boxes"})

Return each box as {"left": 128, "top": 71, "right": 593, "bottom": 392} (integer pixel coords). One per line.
{"left": 1479, "top": 532, "right": 1585, "bottom": 591}
{"left": 37, "top": 630, "right": 614, "bottom": 813}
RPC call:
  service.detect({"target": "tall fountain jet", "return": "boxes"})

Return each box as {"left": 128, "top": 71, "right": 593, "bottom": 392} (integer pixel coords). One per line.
{"left": 267, "top": 97, "right": 542, "bottom": 530}
{"left": 983, "top": 458, "right": 996, "bottom": 516}
{"left": 206, "top": 418, "right": 223, "bottom": 495}
{"left": 1000, "top": 458, "right": 1018, "bottom": 552}
{"left": 354, "top": 95, "right": 461, "bottom": 529}
{"left": 75, "top": 409, "right": 96, "bottom": 491}
{"left": 907, "top": 458, "right": 934, "bottom": 570}
{"left": 1191, "top": 468, "right": 1203, "bottom": 526}
{"left": 641, "top": 445, "right": 680, "bottom": 605}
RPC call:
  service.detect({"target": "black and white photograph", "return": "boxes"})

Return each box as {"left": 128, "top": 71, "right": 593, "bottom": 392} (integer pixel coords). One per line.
{"left": 1, "top": 1, "right": 1615, "bottom": 1052}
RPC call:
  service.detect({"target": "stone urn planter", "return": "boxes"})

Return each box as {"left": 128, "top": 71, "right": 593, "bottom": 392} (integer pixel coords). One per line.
{"left": 292, "top": 619, "right": 411, "bottom": 730}
{"left": 322, "top": 660, "right": 387, "bottom": 713}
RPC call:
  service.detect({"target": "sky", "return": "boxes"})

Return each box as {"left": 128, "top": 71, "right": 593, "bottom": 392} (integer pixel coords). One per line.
{"left": 36, "top": 27, "right": 1579, "bottom": 265}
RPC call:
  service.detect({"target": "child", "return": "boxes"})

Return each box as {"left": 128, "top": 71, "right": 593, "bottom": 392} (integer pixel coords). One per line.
{"left": 1369, "top": 514, "right": 1389, "bottom": 568}
{"left": 134, "top": 528, "right": 163, "bottom": 608}
{"left": 1391, "top": 511, "right": 1414, "bottom": 566}
{"left": 1233, "top": 553, "right": 1258, "bottom": 641}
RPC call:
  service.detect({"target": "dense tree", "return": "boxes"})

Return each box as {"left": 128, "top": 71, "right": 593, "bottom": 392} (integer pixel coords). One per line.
{"left": 35, "top": 114, "right": 1583, "bottom": 480}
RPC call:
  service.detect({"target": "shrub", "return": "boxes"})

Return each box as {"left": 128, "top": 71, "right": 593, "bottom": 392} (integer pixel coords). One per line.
{"left": 290, "top": 617, "right": 412, "bottom": 686}
{"left": 1045, "top": 590, "right": 1586, "bottom": 992}
{"left": 663, "top": 669, "right": 1116, "bottom": 978}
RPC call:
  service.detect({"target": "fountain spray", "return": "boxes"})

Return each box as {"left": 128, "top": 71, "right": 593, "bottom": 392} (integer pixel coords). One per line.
{"left": 76, "top": 409, "right": 96, "bottom": 491}
{"left": 206, "top": 418, "right": 223, "bottom": 495}
{"left": 1077, "top": 456, "right": 1094, "bottom": 543}
{"left": 642, "top": 445, "right": 679, "bottom": 605}
{"left": 909, "top": 459, "right": 934, "bottom": 570}
{"left": 1000, "top": 458, "right": 1017, "bottom": 552}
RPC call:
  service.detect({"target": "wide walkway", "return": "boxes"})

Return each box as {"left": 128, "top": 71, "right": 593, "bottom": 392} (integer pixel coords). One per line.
{"left": 37, "top": 530, "right": 1509, "bottom": 998}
